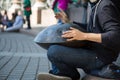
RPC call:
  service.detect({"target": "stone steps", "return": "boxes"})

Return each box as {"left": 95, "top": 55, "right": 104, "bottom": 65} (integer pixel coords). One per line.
{"left": 83, "top": 75, "right": 115, "bottom": 80}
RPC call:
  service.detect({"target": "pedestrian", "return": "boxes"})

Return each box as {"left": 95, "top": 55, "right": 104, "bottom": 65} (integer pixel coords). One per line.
{"left": 23, "top": 0, "right": 32, "bottom": 29}
{"left": 52, "top": 0, "right": 70, "bottom": 24}
{"left": 38, "top": 0, "right": 120, "bottom": 80}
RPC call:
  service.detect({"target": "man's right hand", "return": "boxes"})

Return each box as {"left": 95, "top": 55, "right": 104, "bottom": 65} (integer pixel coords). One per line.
{"left": 55, "top": 9, "right": 70, "bottom": 23}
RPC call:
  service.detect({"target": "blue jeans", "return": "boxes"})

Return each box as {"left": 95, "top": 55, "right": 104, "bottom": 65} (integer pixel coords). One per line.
{"left": 47, "top": 45, "right": 105, "bottom": 80}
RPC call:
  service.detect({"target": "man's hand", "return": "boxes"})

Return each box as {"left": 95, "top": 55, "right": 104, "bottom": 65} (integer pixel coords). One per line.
{"left": 55, "top": 8, "right": 70, "bottom": 23}
{"left": 62, "top": 27, "right": 87, "bottom": 41}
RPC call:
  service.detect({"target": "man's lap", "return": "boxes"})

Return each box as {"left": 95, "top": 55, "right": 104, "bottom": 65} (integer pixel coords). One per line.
{"left": 48, "top": 45, "right": 105, "bottom": 72}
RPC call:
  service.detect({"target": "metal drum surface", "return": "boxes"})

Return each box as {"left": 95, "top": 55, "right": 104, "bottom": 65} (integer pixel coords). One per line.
{"left": 34, "top": 23, "right": 86, "bottom": 49}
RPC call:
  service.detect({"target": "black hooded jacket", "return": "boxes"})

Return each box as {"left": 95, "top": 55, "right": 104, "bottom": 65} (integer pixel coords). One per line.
{"left": 87, "top": 0, "right": 120, "bottom": 64}
{"left": 111, "top": 0, "right": 120, "bottom": 10}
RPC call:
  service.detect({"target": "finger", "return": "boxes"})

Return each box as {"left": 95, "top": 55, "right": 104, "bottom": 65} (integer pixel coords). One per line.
{"left": 61, "top": 34, "right": 70, "bottom": 38}
{"left": 67, "top": 38, "right": 75, "bottom": 41}
{"left": 58, "top": 8, "right": 67, "bottom": 17}
{"left": 62, "top": 30, "right": 71, "bottom": 33}
{"left": 59, "top": 12, "right": 67, "bottom": 18}
{"left": 61, "top": 34, "right": 73, "bottom": 38}
{"left": 70, "top": 27, "right": 77, "bottom": 30}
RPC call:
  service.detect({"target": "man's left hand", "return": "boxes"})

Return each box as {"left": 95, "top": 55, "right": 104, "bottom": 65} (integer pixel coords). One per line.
{"left": 62, "top": 27, "right": 87, "bottom": 41}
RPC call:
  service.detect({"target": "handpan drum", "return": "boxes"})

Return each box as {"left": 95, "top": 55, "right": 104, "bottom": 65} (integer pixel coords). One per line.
{"left": 34, "top": 23, "right": 87, "bottom": 49}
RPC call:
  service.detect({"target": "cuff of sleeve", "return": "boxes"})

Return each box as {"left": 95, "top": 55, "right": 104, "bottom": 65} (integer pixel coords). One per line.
{"left": 101, "top": 33, "right": 110, "bottom": 47}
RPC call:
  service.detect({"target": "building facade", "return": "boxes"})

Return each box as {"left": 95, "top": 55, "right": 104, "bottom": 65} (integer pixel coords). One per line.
{"left": 0, "top": 0, "right": 36, "bottom": 10}
{"left": 0, "top": 0, "right": 54, "bottom": 10}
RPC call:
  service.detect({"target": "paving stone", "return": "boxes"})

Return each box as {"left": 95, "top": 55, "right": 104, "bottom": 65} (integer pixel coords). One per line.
{"left": 30, "top": 43, "right": 40, "bottom": 53}
{"left": 9, "top": 39, "right": 17, "bottom": 52}
{"left": 7, "top": 75, "right": 21, "bottom": 80}
{"left": 0, "top": 76, "right": 6, "bottom": 80}
{"left": 0, "top": 74, "right": 8, "bottom": 77}
{"left": 22, "top": 74, "right": 36, "bottom": 79}
{"left": 0, "top": 57, "right": 20, "bottom": 77}
{"left": 10, "top": 71, "right": 24, "bottom": 75}
{"left": 0, "top": 56, "right": 12, "bottom": 70}
{"left": 16, "top": 39, "right": 24, "bottom": 53}
{"left": 0, "top": 38, "right": 6, "bottom": 51}
{"left": 22, "top": 41, "right": 32, "bottom": 53}
{"left": 38, "top": 66, "right": 49, "bottom": 73}
{"left": 9, "top": 57, "right": 30, "bottom": 75}
{"left": 0, "top": 56, "right": 4, "bottom": 60}
{"left": 39, "top": 57, "right": 49, "bottom": 66}
{"left": 2, "top": 39, "right": 11, "bottom": 52}
{"left": 22, "top": 58, "right": 39, "bottom": 79}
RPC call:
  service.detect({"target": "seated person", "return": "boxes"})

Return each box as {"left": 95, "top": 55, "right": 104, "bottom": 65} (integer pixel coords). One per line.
{"left": 0, "top": 12, "right": 2, "bottom": 29}
{"left": 4, "top": 10, "right": 24, "bottom": 32}
{"left": 6, "top": 12, "right": 18, "bottom": 28}
{"left": 0, "top": 12, "right": 2, "bottom": 25}
{"left": 1, "top": 9, "right": 9, "bottom": 31}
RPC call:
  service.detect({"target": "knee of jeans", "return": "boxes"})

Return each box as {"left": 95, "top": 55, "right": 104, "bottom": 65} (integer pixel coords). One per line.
{"left": 47, "top": 45, "right": 61, "bottom": 61}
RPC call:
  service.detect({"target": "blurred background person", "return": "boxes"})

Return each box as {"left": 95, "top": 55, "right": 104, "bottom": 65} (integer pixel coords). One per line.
{"left": 52, "top": 0, "right": 70, "bottom": 24}
{"left": 1, "top": 9, "right": 9, "bottom": 31}
{"left": 23, "top": 0, "right": 32, "bottom": 29}
{"left": 6, "top": 11, "right": 18, "bottom": 28}
{"left": 4, "top": 10, "right": 24, "bottom": 32}
{"left": 0, "top": 11, "right": 2, "bottom": 27}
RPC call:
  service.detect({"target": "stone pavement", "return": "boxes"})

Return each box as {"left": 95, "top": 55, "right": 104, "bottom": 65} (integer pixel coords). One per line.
{"left": 0, "top": 31, "right": 50, "bottom": 80}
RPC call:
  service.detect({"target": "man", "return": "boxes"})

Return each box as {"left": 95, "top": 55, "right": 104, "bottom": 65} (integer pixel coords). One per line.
{"left": 23, "top": 0, "right": 32, "bottom": 29}
{"left": 38, "top": 0, "right": 120, "bottom": 80}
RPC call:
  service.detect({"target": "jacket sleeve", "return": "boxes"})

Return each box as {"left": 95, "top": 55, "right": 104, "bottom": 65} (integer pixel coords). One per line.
{"left": 98, "top": 2, "right": 120, "bottom": 51}
{"left": 52, "top": 0, "right": 58, "bottom": 9}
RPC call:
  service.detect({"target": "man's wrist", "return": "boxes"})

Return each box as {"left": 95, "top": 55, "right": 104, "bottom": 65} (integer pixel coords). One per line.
{"left": 83, "top": 33, "right": 102, "bottom": 43}
{"left": 83, "top": 33, "right": 89, "bottom": 40}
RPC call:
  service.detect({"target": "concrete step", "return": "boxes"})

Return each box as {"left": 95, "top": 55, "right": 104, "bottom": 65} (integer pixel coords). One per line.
{"left": 83, "top": 75, "right": 115, "bottom": 80}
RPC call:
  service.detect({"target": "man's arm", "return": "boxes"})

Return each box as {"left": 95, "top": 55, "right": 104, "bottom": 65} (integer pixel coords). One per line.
{"left": 98, "top": 1, "right": 120, "bottom": 50}
{"left": 84, "top": 33, "right": 101, "bottom": 43}
{"left": 62, "top": 27, "right": 102, "bottom": 43}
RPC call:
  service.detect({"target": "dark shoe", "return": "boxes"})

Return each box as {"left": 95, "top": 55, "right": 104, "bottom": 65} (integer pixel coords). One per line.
{"left": 27, "top": 27, "right": 31, "bottom": 29}
{"left": 49, "top": 69, "right": 59, "bottom": 74}
{"left": 26, "top": 27, "right": 31, "bottom": 30}
{"left": 91, "top": 64, "right": 120, "bottom": 79}
{"left": 37, "top": 73, "right": 72, "bottom": 80}
{"left": 49, "top": 70, "right": 80, "bottom": 80}
{"left": 49, "top": 70, "right": 54, "bottom": 74}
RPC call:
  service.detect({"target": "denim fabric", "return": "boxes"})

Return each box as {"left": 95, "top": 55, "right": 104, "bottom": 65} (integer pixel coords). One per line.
{"left": 47, "top": 45, "right": 105, "bottom": 80}
{"left": 6, "top": 21, "right": 13, "bottom": 28}
{"left": 51, "top": 63, "right": 59, "bottom": 74}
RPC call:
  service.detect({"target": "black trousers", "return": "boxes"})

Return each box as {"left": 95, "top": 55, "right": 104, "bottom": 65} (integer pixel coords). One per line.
{"left": 26, "top": 16, "right": 31, "bottom": 29}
